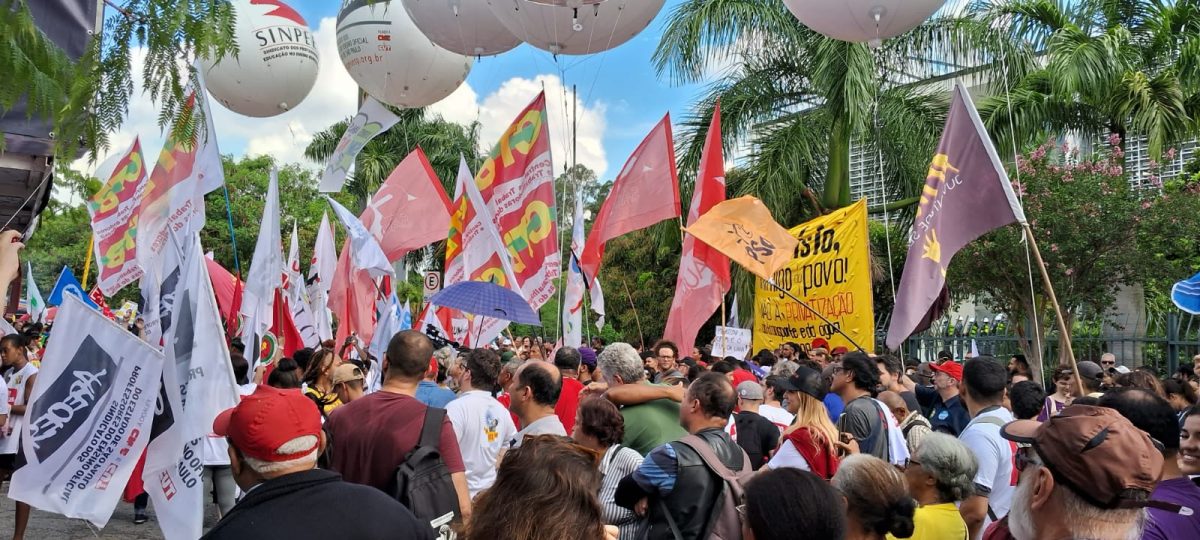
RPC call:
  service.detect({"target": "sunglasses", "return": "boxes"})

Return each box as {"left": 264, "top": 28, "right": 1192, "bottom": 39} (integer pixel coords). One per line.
{"left": 1014, "top": 446, "right": 1041, "bottom": 472}
{"left": 904, "top": 457, "right": 922, "bottom": 470}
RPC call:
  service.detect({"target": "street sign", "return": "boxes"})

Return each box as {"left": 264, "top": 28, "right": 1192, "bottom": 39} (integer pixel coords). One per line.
{"left": 423, "top": 271, "right": 442, "bottom": 298}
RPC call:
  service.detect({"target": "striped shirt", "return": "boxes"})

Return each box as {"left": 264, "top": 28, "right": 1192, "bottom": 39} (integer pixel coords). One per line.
{"left": 600, "top": 445, "right": 647, "bottom": 540}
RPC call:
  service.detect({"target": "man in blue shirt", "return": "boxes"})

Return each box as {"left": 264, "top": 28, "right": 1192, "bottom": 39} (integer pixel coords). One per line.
{"left": 414, "top": 349, "right": 455, "bottom": 408}
{"left": 912, "top": 360, "right": 970, "bottom": 436}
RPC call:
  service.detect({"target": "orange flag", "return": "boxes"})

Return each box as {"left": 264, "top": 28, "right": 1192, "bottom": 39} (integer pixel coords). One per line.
{"left": 683, "top": 196, "right": 798, "bottom": 281}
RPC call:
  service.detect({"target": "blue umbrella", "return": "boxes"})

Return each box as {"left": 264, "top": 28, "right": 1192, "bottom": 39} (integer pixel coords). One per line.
{"left": 428, "top": 281, "right": 542, "bottom": 326}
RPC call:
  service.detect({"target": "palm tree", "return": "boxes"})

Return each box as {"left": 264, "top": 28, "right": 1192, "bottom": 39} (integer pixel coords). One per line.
{"left": 973, "top": 0, "right": 1200, "bottom": 159}
{"left": 655, "top": 0, "right": 1024, "bottom": 225}
{"left": 304, "top": 107, "right": 481, "bottom": 211}
{"left": 654, "top": 0, "right": 1024, "bottom": 334}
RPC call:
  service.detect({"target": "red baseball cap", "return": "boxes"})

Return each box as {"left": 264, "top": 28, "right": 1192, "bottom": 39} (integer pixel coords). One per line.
{"left": 213, "top": 385, "right": 322, "bottom": 463}
{"left": 929, "top": 361, "right": 964, "bottom": 381}
{"left": 811, "top": 338, "right": 830, "bottom": 350}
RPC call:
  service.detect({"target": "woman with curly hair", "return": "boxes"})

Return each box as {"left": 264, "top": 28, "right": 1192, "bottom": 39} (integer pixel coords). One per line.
{"left": 903, "top": 432, "right": 978, "bottom": 540}
{"left": 572, "top": 397, "right": 646, "bottom": 540}
{"left": 463, "top": 435, "right": 617, "bottom": 540}
{"left": 301, "top": 348, "right": 342, "bottom": 415}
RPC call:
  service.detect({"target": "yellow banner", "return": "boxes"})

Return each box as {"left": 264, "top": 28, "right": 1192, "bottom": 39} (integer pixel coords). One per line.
{"left": 753, "top": 199, "right": 875, "bottom": 354}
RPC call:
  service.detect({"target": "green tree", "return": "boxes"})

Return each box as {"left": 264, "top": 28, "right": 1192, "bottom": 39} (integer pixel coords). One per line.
{"left": 949, "top": 138, "right": 1200, "bottom": 378}
{"left": 974, "top": 0, "right": 1200, "bottom": 159}
{"left": 23, "top": 168, "right": 101, "bottom": 299}
{"left": 0, "top": 0, "right": 235, "bottom": 158}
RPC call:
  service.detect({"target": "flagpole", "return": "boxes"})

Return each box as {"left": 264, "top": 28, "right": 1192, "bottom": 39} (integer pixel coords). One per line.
{"left": 720, "top": 296, "right": 727, "bottom": 357}
{"left": 1022, "top": 223, "right": 1083, "bottom": 396}
{"left": 765, "top": 280, "right": 866, "bottom": 353}
{"left": 621, "top": 278, "right": 645, "bottom": 350}
{"left": 81, "top": 233, "right": 95, "bottom": 290}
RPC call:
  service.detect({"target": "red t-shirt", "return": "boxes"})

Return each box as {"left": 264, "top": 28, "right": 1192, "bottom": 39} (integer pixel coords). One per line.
{"left": 325, "top": 391, "right": 465, "bottom": 492}
{"left": 495, "top": 392, "right": 522, "bottom": 428}
{"left": 554, "top": 377, "right": 585, "bottom": 434}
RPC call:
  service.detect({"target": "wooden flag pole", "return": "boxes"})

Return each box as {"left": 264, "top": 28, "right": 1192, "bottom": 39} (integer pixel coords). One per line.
{"left": 81, "top": 233, "right": 95, "bottom": 290}
{"left": 720, "top": 296, "right": 727, "bottom": 357}
{"left": 1021, "top": 223, "right": 1084, "bottom": 396}
{"left": 621, "top": 278, "right": 645, "bottom": 350}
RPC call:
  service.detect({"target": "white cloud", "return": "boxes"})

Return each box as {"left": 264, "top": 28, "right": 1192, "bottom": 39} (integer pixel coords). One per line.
{"left": 433, "top": 74, "right": 609, "bottom": 179}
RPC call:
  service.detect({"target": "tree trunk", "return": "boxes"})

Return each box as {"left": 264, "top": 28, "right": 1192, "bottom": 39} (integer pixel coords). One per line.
{"left": 822, "top": 116, "right": 852, "bottom": 210}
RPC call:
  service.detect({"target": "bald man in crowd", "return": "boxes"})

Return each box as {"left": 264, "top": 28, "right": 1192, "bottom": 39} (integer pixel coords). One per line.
{"left": 506, "top": 360, "right": 567, "bottom": 447}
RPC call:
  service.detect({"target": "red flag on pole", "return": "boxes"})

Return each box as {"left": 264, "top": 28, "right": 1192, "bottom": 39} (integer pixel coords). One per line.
{"left": 361, "top": 147, "right": 453, "bottom": 261}
{"left": 329, "top": 240, "right": 380, "bottom": 347}
{"left": 579, "top": 113, "right": 681, "bottom": 282}
{"left": 663, "top": 104, "right": 731, "bottom": 351}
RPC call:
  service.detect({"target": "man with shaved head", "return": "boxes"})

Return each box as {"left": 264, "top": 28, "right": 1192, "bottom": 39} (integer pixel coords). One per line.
{"left": 326, "top": 330, "right": 473, "bottom": 518}
{"left": 506, "top": 360, "right": 567, "bottom": 448}
{"left": 879, "top": 390, "right": 931, "bottom": 455}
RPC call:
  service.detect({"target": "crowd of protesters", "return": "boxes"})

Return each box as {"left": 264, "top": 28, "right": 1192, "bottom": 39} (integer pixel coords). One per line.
{"left": 0, "top": 237, "right": 1199, "bottom": 540}
{"left": 95, "top": 316, "right": 1195, "bottom": 540}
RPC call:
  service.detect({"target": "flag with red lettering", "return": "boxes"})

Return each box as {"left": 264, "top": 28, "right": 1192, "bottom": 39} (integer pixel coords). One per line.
{"left": 87, "top": 138, "right": 148, "bottom": 296}
{"left": 663, "top": 105, "right": 731, "bottom": 351}
{"left": 475, "top": 93, "right": 559, "bottom": 310}
{"left": 579, "top": 114, "right": 681, "bottom": 281}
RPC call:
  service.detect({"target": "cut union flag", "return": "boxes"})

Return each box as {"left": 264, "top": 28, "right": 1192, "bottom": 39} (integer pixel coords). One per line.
{"left": 474, "top": 92, "right": 559, "bottom": 311}
{"left": 87, "top": 137, "right": 148, "bottom": 296}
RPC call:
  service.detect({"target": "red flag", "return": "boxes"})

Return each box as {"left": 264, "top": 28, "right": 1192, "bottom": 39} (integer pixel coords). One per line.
{"left": 361, "top": 147, "right": 453, "bottom": 261}
{"left": 272, "top": 288, "right": 304, "bottom": 359}
{"left": 205, "top": 258, "right": 245, "bottom": 340}
{"left": 579, "top": 114, "right": 681, "bottom": 282}
{"left": 329, "top": 240, "right": 379, "bottom": 347}
{"left": 663, "top": 104, "right": 731, "bottom": 350}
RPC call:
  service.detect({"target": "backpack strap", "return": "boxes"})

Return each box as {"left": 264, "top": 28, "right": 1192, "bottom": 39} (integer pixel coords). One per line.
{"left": 677, "top": 434, "right": 752, "bottom": 478}
{"left": 418, "top": 407, "right": 446, "bottom": 450}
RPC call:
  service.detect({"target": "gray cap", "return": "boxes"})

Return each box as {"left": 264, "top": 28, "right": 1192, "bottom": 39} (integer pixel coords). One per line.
{"left": 736, "top": 381, "right": 764, "bottom": 400}
{"left": 1077, "top": 360, "right": 1105, "bottom": 382}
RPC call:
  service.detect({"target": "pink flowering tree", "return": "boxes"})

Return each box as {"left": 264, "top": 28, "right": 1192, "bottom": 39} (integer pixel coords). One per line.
{"left": 946, "top": 137, "right": 1198, "bottom": 378}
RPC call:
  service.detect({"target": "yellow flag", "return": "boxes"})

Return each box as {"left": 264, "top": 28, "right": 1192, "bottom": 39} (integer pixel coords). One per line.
{"left": 683, "top": 196, "right": 799, "bottom": 280}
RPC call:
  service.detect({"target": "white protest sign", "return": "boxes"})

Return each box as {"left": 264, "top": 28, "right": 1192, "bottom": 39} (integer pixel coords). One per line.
{"left": 710, "top": 326, "right": 752, "bottom": 359}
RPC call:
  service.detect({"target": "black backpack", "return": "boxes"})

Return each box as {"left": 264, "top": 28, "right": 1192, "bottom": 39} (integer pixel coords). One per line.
{"left": 391, "top": 407, "right": 461, "bottom": 539}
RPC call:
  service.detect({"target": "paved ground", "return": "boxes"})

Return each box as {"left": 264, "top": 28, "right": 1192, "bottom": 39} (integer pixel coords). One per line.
{"left": 0, "top": 483, "right": 222, "bottom": 539}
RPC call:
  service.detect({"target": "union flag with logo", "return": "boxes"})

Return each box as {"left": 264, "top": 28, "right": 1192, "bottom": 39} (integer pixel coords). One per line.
{"left": 87, "top": 138, "right": 148, "bottom": 296}
{"left": 473, "top": 93, "right": 559, "bottom": 310}
{"left": 885, "top": 82, "right": 1028, "bottom": 349}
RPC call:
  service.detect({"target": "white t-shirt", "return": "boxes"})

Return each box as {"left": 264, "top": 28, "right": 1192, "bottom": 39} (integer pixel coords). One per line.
{"left": 0, "top": 362, "right": 37, "bottom": 455}
{"left": 758, "top": 404, "right": 795, "bottom": 431}
{"left": 959, "top": 407, "right": 1017, "bottom": 539}
{"left": 765, "top": 438, "right": 811, "bottom": 471}
{"left": 0, "top": 376, "right": 9, "bottom": 416}
{"left": 446, "top": 390, "right": 517, "bottom": 498}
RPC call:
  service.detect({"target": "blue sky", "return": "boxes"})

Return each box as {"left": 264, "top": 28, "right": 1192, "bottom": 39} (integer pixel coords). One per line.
{"left": 82, "top": 0, "right": 715, "bottom": 185}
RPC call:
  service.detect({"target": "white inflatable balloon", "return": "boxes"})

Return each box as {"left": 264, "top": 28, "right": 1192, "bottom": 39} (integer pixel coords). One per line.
{"left": 401, "top": 0, "right": 522, "bottom": 56}
{"left": 337, "top": 0, "right": 473, "bottom": 108}
{"left": 201, "top": 0, "right": 319, "bottom": 117}
{"left": 784, "top": 0, "right": 947, "bottom": 46}
{"left": 486, "top": 0, "right": 664, "bottom": 56}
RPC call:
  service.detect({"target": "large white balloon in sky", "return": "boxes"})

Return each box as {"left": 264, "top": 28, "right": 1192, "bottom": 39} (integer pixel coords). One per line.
{"left": 784, "top": 0, "right": 948, "bottom": 46}
{"left": 486, "top": 0, "right": 664, "bottom": 56}
{"left": 200, "top": 0, "right": 319, "bottom": 117}
{"left": 402, "top": 0, "right": 522, "bottom": 56}
{"left": 337, "top": 0, "right": 474, "bottom": 109}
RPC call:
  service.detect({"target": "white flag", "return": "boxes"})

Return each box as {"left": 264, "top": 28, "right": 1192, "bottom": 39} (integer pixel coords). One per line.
{"left": 24, "top": 263, "right": 44, "bottom": 323}
{"left": 318, "top": 96, "right": 401, "bottom": 192}
{"left": 286, "top": 222, "right": 320, "bottom": 347}
{"left": 307, "top": 211, "right": 336, "bottom": 341}
{"left": 563, "top": 194, "right": 586, "bottom": 347}
{"left": 326, "top": 196, "right": 393, "bottom": 279}
{"left": 139, "top": 234, "right": 185, "bottom": 347}
{"left": 369, "top": 293, "right": 403, "bottom": 365}
{"left": 240, "top": 168, "right": 283, "bottom": 350}
{"left": 144, "top": 234, "right": 242, "bottom": 540}
{"left": 10, "top": 294, "right": 163, "bottom": 527}
{"left": 728, "top": 294, "right": 741, "bottom": 329}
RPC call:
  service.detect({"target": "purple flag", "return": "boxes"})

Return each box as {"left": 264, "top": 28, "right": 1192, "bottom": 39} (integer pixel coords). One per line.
{"left": 886, "top": 82, "right": 1027, "bottom": 350}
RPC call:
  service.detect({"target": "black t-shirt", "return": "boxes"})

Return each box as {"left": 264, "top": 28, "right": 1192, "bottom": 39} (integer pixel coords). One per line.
{"left": 734, "top": 411, "right": 780, "bottom": 470}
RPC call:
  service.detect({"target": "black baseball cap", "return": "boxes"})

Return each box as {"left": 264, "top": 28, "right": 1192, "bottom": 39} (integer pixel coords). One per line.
{"left": 775, "top": 366, "right": 827, "bottom": 401}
